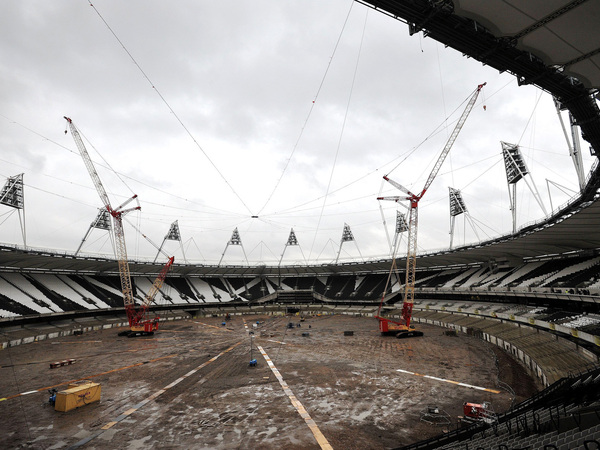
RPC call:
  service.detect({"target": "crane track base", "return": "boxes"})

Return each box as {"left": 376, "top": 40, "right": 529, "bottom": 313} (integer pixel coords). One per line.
{"left": 118, "top": 330, "right": 155, "bottom": 338}
{"left": 396, "top": 330, "right": 424, "bottom": 339}
{"left": 380, "top": 331, "right": 401, "bottom": 337}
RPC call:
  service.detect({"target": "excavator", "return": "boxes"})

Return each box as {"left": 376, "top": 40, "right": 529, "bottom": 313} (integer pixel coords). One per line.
{"left": 377, "top": 83, "right": 485, "bottom": 338}
{"left": 64, "top": 117, "right": 173, "bottom": 337}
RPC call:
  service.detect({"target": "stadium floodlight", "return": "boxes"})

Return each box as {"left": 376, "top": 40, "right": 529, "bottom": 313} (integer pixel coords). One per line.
{"left": 228, "top": 227, "right": 242, "bottom": 246}
{"left": 502, "top": 142, "right": 529, "bottom": 185}
{"left": 341, "top": 223, "right": 354, "bottom": 242}
{"left": 395, "top": 210, "right": 409, "bottom": 233}
{"left": 279, "top": 228, "right": 305, "bottom": 265}
{"left": 75, "top": 208, "right": 112, "bottom": 255}
{"left": 92, "top": 209, "right": 112, "bottom": 230}
{"left": 0, "top": 173, "right": 24, "bottom": 210}
{"left": 154, "top": 220, "right": 187, "bottom": 264}
{"left": 0, "top": 173, "right": 26, "bottom": 246}
{"left": 448, "top": 187, "right": 479, "bottom": 249}
{"left": 389, "top": 211, "right": 409, "bottom": 257}
{"left": 335, "top": 223, "right": 362, "bottom": 264}
{"left": 218, "top": 227, "right": 248, "bottom": 266}
{"left": 286, "top": 228, "right": 299, "bottom": 246}
{"left": 278, "top": 228, "right": 307, "bottom": 287}
{"left": 449, "top": 187, "right": 467, "bottom": 217}
{"left": 501, "top": 142, "right": 547, "bottom": 233}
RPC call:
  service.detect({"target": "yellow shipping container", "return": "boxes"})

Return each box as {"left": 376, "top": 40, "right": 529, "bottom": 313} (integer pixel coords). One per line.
{"left": 55, "top": 381, "right": 101, "bottom": 412}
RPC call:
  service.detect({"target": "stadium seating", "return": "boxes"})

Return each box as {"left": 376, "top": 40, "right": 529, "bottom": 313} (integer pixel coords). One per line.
{"left": 1, "top": 253, "right": 600, "bottom": 316}
{"left": 396, "top": 367, "right": 600, "bottom": 450}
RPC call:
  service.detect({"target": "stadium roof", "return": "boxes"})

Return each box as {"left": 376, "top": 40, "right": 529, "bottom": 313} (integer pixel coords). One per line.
{"left": 0, "top": 169, "right": 598, "bottom": 277}
{"left": 1, "top": 0, "right": 600, "bottom": 278}
{"left": 455, "top": 0, "right": 600, "bottom": 90}
{"left": 358, "top": 0, "right": 600, "bottom": 157}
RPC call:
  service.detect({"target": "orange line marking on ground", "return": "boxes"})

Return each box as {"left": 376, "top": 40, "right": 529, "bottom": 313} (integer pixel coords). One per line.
{"left": 194, "top": 321, "right": 233, "bottom": 331}
{"left": 68, "top": 341, "right": 242, "bottom": 448}
{"left": 1, "top": 354, "right": 176, "bottom": 401}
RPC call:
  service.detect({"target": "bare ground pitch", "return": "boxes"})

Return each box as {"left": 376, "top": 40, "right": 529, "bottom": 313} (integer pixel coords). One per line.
{"left": 0, "top": 314, "right": 539, "bottom": 449}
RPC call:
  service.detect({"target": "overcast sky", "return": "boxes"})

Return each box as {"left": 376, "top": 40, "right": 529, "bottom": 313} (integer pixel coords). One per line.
{"left": 0, "top": 1, "right": 596, "bottom": 266}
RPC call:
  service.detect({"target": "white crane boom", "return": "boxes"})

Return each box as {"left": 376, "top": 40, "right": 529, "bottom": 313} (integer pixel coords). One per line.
{"left": 64, "top": 117, "right": 149, "bottom": 334}
{"left": 64, "top": 117, "right": 111, "bottom": 210}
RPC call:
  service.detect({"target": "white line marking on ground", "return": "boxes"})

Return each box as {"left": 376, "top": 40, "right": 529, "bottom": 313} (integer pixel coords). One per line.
{"left": 67, "top": 342, "right": 242, "bottom": 449}
{"left": 396, "top": 369, "right": 501, "bottom": 394}
{"left": 257, "top": 345, "right": 333, "bottom": 450}
{"left": 20, "top": 391, "right": 38, "bottom": 396}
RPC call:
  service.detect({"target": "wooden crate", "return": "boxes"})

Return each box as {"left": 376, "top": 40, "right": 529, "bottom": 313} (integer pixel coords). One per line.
{"left": 54, "top": 381, "right": 101, "bottom": 412}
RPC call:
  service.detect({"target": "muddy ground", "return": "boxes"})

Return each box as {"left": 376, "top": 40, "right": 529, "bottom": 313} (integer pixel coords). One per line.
{"left": 0, "top": 314, "right": 541, "bottom": 449}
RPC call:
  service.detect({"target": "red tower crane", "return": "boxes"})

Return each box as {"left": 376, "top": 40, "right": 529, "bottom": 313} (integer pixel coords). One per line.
{"left": 377, "top": 83, "right": 485, "bottom": 338}
{"left": 64, "top": 117, "right": 173, "bottom": 337}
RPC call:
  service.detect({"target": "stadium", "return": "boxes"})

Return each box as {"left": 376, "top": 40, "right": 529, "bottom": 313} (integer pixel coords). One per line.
{"left": 1, "top": 1, "right": 600, "bottom": 449}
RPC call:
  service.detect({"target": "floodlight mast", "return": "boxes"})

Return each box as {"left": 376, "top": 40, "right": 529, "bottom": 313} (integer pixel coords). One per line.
{"left": 64, "top": 116, "right": 168, "bottom": 336}
{"left": 377, "top": 83, "right": 485, "bottom": 338}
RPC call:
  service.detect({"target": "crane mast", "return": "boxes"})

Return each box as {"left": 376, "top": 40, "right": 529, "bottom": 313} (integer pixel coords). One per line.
{"left": 377, "top": 83, "right": 485, "bottom": 337}
{"left": 64, "top": 117, "right": 170, "bottom": 336}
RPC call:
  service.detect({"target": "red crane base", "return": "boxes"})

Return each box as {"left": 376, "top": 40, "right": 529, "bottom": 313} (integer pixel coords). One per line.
{"left": 377, "top": 317, "right": 423, "bottom": 338}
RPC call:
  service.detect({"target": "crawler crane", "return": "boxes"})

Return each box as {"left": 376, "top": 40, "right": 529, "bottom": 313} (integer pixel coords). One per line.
{"left": 377, "top": 83, "right": 485, "bottom": 338}
{"left": 64, "top": 117, "right": 173, "bottom": 337}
